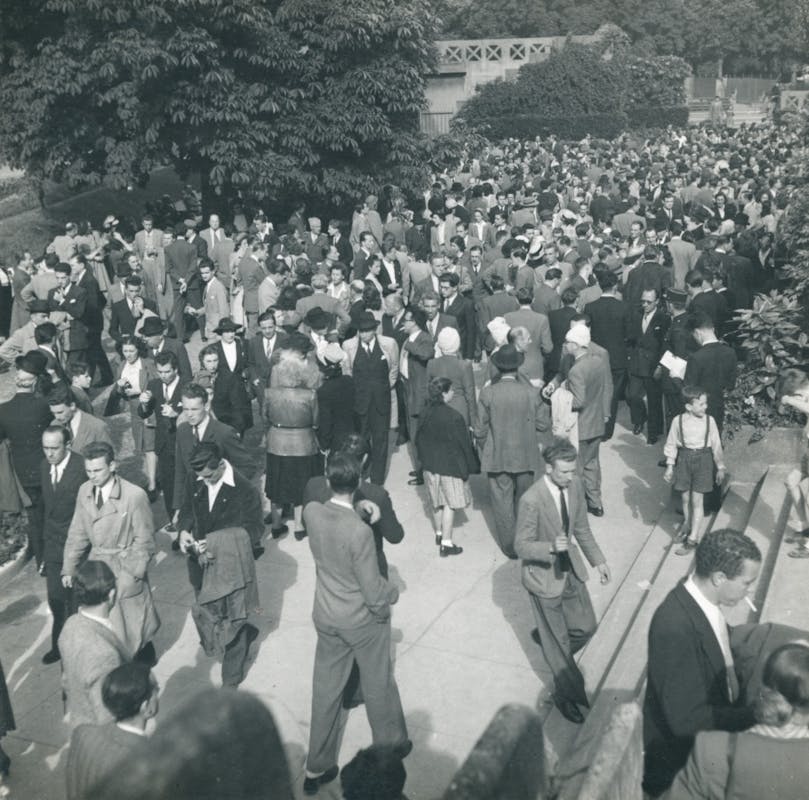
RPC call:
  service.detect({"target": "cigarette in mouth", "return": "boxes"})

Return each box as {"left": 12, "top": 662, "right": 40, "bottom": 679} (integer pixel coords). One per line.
{"left": 744, "top": 596, "right": 757, "bottom": 612}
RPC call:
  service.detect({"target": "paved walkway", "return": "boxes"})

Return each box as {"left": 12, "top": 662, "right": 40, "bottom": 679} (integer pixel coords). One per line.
{"left": 0, "top": 332, "right": 678, "bottom": 799}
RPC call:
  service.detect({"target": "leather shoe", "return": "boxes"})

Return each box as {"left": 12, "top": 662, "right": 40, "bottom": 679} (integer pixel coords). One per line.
{"left": 303, "top": 765, "right": 339, "bottom": 795}
{"left": 271, "top": 524, "right": 288, "bottom": 539}
{"left": 408, "top": 470, "right": 419, "bottom": 477}
{"left": 587, "top": 505, "right": 604, "bottom": 517}
{"left": 392, "top": 739, "right": 413, "bottom": 759}
{"left": 41, "top": 649, "right": 61, "bottom": 665}
{"left": 294, "top": 529, "right": 307, "bottom": 541}
{"left": 657, "top": 458, "right": 668, "bottom": 467}
{"left": 439, "top": 543, "right": 463, "bottom": 557}
{"left": 554, "top": 696, "right": 585, "bottom": 724}
{"left": 530, "top": 628, "right": 542, "bottom": 647}
{"left": 408, "top": 475, "right": 424, "bottom": 486}
{"left": 647, "top": 435, "right": 659, "bottom": 445}
{"left": 252, "top": 546, "right": 265, "bottom": 560}
{"left": 632, "top": 424, "right": 644, "bottom": 435}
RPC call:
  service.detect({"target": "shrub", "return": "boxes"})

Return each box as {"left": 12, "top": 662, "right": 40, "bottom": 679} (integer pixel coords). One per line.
{"left": 627, "top": 106, "right": 689, "bottom": 129}
{"left": 464, "top": 113, "right": 630, "bottom": 141}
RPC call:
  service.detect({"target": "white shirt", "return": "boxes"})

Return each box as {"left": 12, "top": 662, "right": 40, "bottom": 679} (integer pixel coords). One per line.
{"left": 329, "top": 497, "right": 354, "bottom": 511}
{"left": 191, "top": 415, "right": 210, "bottom": 442}
{"left": 116, "top": 722, "right": 147, "bottom": 737}
{"left": 263, "top": 333, "right": 277, "bottom": 358}
{"left": 201, "top": 459, "right": 235, "bottom": 510}
{"left": 399, "top": 329, "right": 420, "bottom": 380}
{"left": 684, "top": 575, "right": 735, "bottom": 671}
{"left": 120, "top": 359, "right": 143, "bottom": 393}
{"left": 220, "top": 340, "right": 238, "bottom": 372}
{"left": 162, "top": 376, "right": 179, "bottom": 402}
{"left": 382, "top": 259, "right": 397, "bottom": 286}
{"left": 95, "top": 476, "right": 116, "bottom": 506}
{"left": 69, "top": 409, "right": 83, "bottom": 440}
{"left": 543, "top": 474, "right": 569, "bottom": 527}
{"left": 641, "top": 311, "right": 655, "bottom": 334}
{"left": 50, "top": 452, "right": 72, "bottom": 485}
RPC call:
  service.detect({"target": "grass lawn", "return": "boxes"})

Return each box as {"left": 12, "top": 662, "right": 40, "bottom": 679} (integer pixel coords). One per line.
{"left": 0, "top": 167, "right": 191, "bottom": 264}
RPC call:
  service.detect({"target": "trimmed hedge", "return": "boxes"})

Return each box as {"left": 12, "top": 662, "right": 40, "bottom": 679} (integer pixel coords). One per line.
{"left": 467, "top": 113, "right": 630, "bottom": 141}
{"left": 628, "top": 106, "right": 689, "bottom": 129}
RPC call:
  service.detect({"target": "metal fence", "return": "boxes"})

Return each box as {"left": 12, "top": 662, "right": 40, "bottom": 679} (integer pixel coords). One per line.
{"left": 726, "top": 77, "right": 777, "bottom": 105}
{"left": 420, "top": 112, "right": 453, "bottom": 138}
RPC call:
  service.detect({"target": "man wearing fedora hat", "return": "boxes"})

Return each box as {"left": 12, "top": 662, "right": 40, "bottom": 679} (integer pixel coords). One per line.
{"left": 0, "top": 353, "right": 54, "bottom": 567}
{"left": 0, "top": 299, "right": 51, "bottom": 369}
{"left": 474, "top": 343, "right": 544, "bottom": 558}
{"left": 341, "top": 312, "right": 399, "bottom": 485}
{"left": 141, "top": 316, "right": 193, "bottom": 384}
{"left": 296, "top": 274, "right": 351, "bottom": 332}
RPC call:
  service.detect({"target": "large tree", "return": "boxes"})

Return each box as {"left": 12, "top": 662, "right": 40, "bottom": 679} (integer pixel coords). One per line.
{"left": 0, "top": 0, "right": 437, "bottom": 211}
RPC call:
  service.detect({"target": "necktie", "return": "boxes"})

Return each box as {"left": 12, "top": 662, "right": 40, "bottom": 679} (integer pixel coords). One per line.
{"left": 193, "top": 425, "right": 200, "bottom": 442}
{"left": 51, "top": 466, "right": 58, "bottom": 488}
{"left": 265, "top": 338, "right": 272, "bottom": 358}
{"left": 557, "top": 486, "right": 572, "bottom": 573}
{"left": 717, "top": 619, "right": 740, "bottom": 702}
{"left": 95, "top": 488, "right": 104, "bottom": 510}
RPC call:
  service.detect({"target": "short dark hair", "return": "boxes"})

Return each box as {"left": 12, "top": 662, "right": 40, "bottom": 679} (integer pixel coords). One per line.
{"left": 74, "top": 560, "right": 116, "bottom": 606}
{"left": 543, "top": 437, "right": 579, "bottom": 466}
{"left": 35, "top": 322, "right": 58, "bottom": 345}
{"left": 154, "top": 350, "right": 179, "bottom": 369}
{"left": 341, "top": 745, "right": 406, "bottom": 800}
{"left": 47, "top": 383, "right": 76, "bottom": 408}
{"left": 681, "top": 384, "right": 707, "bottom": 405}
{"left": 182, "top": 383, "right": 209, "bottom": 404}
{"left": 67, "top": 361, "right": 90, "bottom": 379}
{"left": 561, "top": 287, "right": 579, "bottom": 306}
{"left": 489, "top": 274, "right": 505, "bottom": 291}
{"left": 338, "top": 433, "right": 369, "bottom": 459}
{"left": 685, "top": 270, "right": 704, "bottom": 288}
{"left": 597, "top": 270, "right": 618, "bottom": 291}
{"left": 124, "top": 275, "right": 143, "bottom": 288}
{"left": 258, "top": 309, "right": 276, "bottom": 324}
{"left": 43, "top": 424, "right": 70, "bottom": 445}
{"left": 545, "top": 267, "right": 562, "bottom": 281}
{"left": 102, "top": 662, "right": 155, "bottom": 721}
{"left": 439, "top": 272, "right": 460, "bottom": 288}
{"left": 326, "top": 452, "right": 361, "bottom": 494}
{"left": 189, "top": 442, "right": 222, "bottom": 472}
{"left": 694, "top": 529, "right": 761, "bottom": 580}
{"left": 516, "top": 287, "right": 533, "bottom": 305}
{"left": 83, "top": 441, "right": 115, "bottom": 464}
{"left": 403, "top": 306, "right": 426, "bottom": 330}
{"left": 687, "top": 311, "right": 714, "bottom": 332}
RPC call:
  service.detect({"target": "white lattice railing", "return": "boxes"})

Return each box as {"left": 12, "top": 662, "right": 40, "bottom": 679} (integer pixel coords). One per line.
{"left": 437, "top": 37, "right": 594, "bottom": 68}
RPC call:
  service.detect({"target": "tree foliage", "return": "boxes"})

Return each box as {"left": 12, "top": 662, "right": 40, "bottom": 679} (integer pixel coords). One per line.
{"left": 0, "top": 0, "right": 438, "bottom": 211}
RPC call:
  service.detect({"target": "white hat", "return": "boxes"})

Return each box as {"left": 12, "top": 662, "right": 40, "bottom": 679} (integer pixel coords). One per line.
{"left": 487, "top": 317, "right": 511, "bottom": 347}
{"left": 436, "top": 327, "right": 461, "bottom": 355}
{"left": 565, "top": 325, "right": 591, "bottom": 347}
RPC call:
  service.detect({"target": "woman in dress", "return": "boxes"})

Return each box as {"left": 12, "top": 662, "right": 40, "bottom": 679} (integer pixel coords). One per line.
{"left": 416, "top": 377, "right": 480, "bottom": 557}
{"left": 263, "top": 338, "right": 321, "bottom": 540}
{"left": 112, "top": 335, "right": 158, "bottom": 501}
{"left": 196, "top": 344, "right": 253, "bottom": 437}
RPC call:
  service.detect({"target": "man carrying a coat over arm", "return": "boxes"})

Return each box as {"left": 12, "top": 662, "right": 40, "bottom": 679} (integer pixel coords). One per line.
{"left": 515, "top": 437, "right": 611, "bottom": 725}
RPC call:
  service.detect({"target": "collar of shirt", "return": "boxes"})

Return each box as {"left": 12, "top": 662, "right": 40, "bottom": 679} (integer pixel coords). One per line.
{"left": 194, "top": 415, "right": 210, "bottom": 441}
{"left": 96, "top": 476, "right": 116, "bottom": 505}
{"left": 79, "top": 608, "right": 116, "bottom": 633}
{"left": 116, "top": 722, "right": 147, "bottom": 737}
{"left": 70, "top": 409, "right": 83, "bottom": 437}
{"left": 407, "top": 329, "right": 421, "bottom": 343}
{"left": 684, "top": 575, "right": 733, "bottom": 667}
{"left": 329, "top": 497, "right": 354, "bottom": 511}
{"left": 221, "top": 340, "right": 236, "bottom": 351}
{"left": 52, "top": 451, "right": 72, "bottom": 482}
{"left": 543, "top": 474, "right": 567, "bottom": 515}
{"left": 200, "top": 459, "right": 235, "bottom": 509}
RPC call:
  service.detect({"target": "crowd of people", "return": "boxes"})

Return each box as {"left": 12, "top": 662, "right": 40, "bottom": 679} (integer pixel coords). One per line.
{"left": 0, "top": 119, "right": 808, "bottom": 799}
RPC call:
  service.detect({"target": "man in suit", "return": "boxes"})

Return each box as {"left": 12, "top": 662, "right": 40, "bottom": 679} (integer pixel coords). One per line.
{"left": 33, "top": 321, "right": 67, "bottom": 383}
{"left": 714, "top": 237, "right": 754, "bottom": 310}
{"left": 237, "top": 240, "right": 267, "bottom": 337}
{"left": 49, "top": 262, "right": 89, "bottom": 365}
{"left": 258, "top": 258, "right": 287, "bottom": 314}
{"left": 108, "top": 276, "right": 158, "bottom": 353}
{"left": 47, "top": 384, "right": 113, "bottom": 455}
{"left": 0, "top": 299, "right": 50, "bottom": 367}
{"left": 62, "top": 442, "right": 160, "bottom": 661}
{"left": 411, "top": 253, "right": 448, "bottom": 305}
{"left": 585, "top": 271, "right": 629, "bottom": 439}
{"left": 626, "top": 289, "right": 669, "bottom": 444}
{"left": 141, "top": 316, "right": 193, "bottom": 383}
{"left": 398, "top": 307, "right": 434, "bottom": 486}
{"left": 420, "top": 291, "right": 459, "bottom": 347}
{"left": 199, "top": 213, "right": 224, "bottom": 255}
{"left": 654, "top": 194, "right": 683, "bottom": 234}
{"left": 39, "top": 426, "right": 85, "bottom": 664}
{"left": 0, "top": 353, "right": 53, "bottom": 566}
{"left": 295, "top": 274, "right": 351, "bottom": 331}
{"left": 164, "top": 224, "right": 198, "bottom": 343}
{"left": 477, "top": 274, "right": 519, "bottom": 354}
{"left": 643, "top": 529, "right": 760, "bottom": 796}
{"left": 475, "top": 345, "right": 544, "bottom": 558}
{"left": 68, "top": 253, "right": 113, "bottom": 386}
{"left": 341, "top": 312, "right": 399, "bottom": 485}
{"left": 195, "top": 259, "right": 228, "bottom": 340}
{"left": 247, "top": 310, "right": 288, "bottom": 407}
{"left": 515, "top": 437, "right": 611, "bottom": 723}
{"left": 58, "top": 561, "right": 131, "bottom": 729}
{"left": 138, "top": 351, "right": 185, "bottom": 521}
{"left": 176, "top": 442, "right": 262, "bottom": 685}
{"left": 547, "top": 288, "right": 579, "bottom": 378}
{"left": 667, "top": 222, "right": 699, "bottom": 290}
{"left": 304, "top": 217, "right": 330, "bottom": 263}
{"left": 469, "top": 207, "right": 496, "bottom": 251}
{"left": 611, "top": 198, "right": 645, "bottom": 238}
{"left": 438, "top": 272, "right": 476, "bottom": 360}
{"left": 504, "top": 288, "right": 553, "bottom": 381}
{"left": 351, "top": 231, "right": 376, "bottom": 281}
{"left": 303, "top": 453, "right": 409, "bottom": 795}
{"left": 172, "top": 383, "right": 255, "bottom": 514}
{"left": 657, "top": 289, "right": 696, "bottom": 437}
{"left": 559, "top": 325, "right": 613, "bottom": 515}
{"left": 133, "top": 214, "right": 164, "bottom": 264}
{"left": 532, "top": 267, "right": 563, "bottom": 317}
{"left": 328, "top": 219, "right": 353, "bottom": 266}
{"left": 66, "top": 662, "right": 159, "bottom": 800}
{"left": 623, "top": 246, "right": 672, "bottom": 311}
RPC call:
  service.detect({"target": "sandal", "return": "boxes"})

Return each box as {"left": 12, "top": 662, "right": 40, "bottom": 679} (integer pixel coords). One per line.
{"left": 675, "top": 539, "right": 698, "bottom": 556}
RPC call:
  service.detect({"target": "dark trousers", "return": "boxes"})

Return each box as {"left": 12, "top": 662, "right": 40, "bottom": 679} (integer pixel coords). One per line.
{"left": 222, "top": 621, "right": 256, "bottom": 686}
{"left": 488, "top": 471, "right": 535, "bottom": 558}
{"left": 24, "top": 487, "right": 44, "bottom": 567}
{"left": 627, "top": 373, "right": 664, "bottom": 438}
{"left": 307, "top": 618, "right": 408, "bottom": 774}
{"left": 157, "top": 448, "right": 176, "bottom": 516}
{"left": 86, "top": 329, "right": 114, "bottom": 386}
{"left": 358, "top": 405, "right": 390, "bottom": 485}
{"left": 171, "top": 293, "right": 186, "bottom": 342}
{"left": 528, "top": 573, "right": 597, "bottom": 706}
{"left": 663, "top": 389, "right": 685, "bottom": 438}
{"left": 45, "top": 561, "right": 73, "bottom": 652}
{"left": 605, "top": 368, "right": 628, "bottom": 438}
{"left": 394, "top": 379, "right": 408, "bottom": 440}
{"left": 577, "top": 437, "right": 602, "bottom": 509}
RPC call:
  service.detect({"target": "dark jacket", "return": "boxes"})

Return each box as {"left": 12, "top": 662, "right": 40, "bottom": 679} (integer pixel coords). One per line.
{"left": 442, "top": 293, "right": 477, "bottom": 360}
{"left": 213, "top": 338, "right": 249, "bottom": 380}
{"left": 40, "top": 452, "right": 86, "bottom": 564}
{"left": 316, "top": 374, "right": 356, "bottom": 452}
{"left": 417, "top": 403, "right": 479, "bottom": 480}
{"left": 628, "top": 308, "right": 670, "bottom": 377}
{"left": 0, "top": 392, "right": 53, "bottom": 488}
{"left": 684, "top": 341, "right": 738, "bottom": 428}
{"left": 108, "top": 298, "right": 159, "bottom": 346}
{"left": 137, "top": 378, "right": 185, "bottom": 456}
{"left": 643, "top": 582, "right": 755, "bottom": 796}
{"left": 145, "top": 337, "right": 193, "bottom": 384}
{"left": 66, "top": 723, "right": 142, "bottom": 800}
{"left": 623, "top": 261, "right": 672, "bottom": 310}
{"left": 210, "top": 368, "right": 253, "bottom": 436}
{"left": 246, "top": 331, "right": 289, "bottom": 392}
{"left": 547, "top": 306, "right": 578, "bottom": 375}
{"left": 48, "top": 283, "right": 89, "bottom": 351}
{"left": 585, "top": 295, "right": 630, "bottom": 371}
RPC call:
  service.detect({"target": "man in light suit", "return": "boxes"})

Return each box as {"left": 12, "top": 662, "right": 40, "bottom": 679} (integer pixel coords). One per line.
{"left": 304, "top": 217, "right": 330, "bottom": 263}
{"left": 420, "top": 291, "right": 459, "bottom": 348}
{"left": 0, "top": 299, "right": 50, "bottom": 367}
{"left": 474, "top": 345, "right": 544, "bottom": 558}
{"left": 303, "top": 453, "right": 409, "bottom": 794}
{"left": 133, "top": 215, "right": 164, "bottom": 263}
{"left": 514, "top": 437, "right": 611, "bottom": 724}
{"left": 199, "top": 213, "right": 224, "bottom": 255}
{"left": 196, "top": 259, "right": 228, "bottom": 340}
{"left": 469, "top": 207, "right": 496, "bottom": 251}
{"left": 666, "top": 221, "right": 698, "bottom": 290}
{"left": 237, "top": 240, "right": 267, "bottom": 337}
{"left": 47, "top": 384, "right": 113, "bottom": 455}
{"left": 504, "top": 287, "right": 554, "bottom": 380}
{"left": 39, "top": 426, "right": 86, "bottom": 664}
{"left": 341, "top": 312, "right": 399, "bottom": 485}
